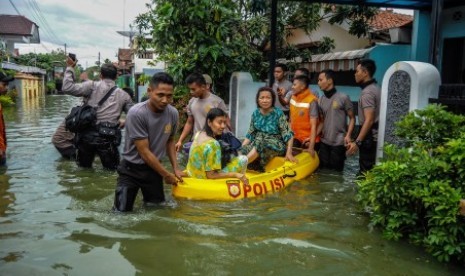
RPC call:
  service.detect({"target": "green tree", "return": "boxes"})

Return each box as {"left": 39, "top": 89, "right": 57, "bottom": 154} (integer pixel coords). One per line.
{"left": 13, "top": 49, "right": 67, "bottom": 72}
{"left": 135, "top": 0, "right": 377, "bottom": 98}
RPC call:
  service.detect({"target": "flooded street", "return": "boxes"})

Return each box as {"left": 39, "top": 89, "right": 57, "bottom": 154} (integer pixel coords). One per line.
{"left": 0, "top": 95, "right": 463, "bottom": 275}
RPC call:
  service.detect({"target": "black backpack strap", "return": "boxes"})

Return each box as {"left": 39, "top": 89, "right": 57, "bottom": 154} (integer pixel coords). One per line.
{"left": 97, "top": 86, "right": 118, "bottom": 107}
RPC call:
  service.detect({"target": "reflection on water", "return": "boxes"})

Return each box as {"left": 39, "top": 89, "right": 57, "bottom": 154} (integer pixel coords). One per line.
{"left": 0, "top": 95, "right": 463, "bottom": 275}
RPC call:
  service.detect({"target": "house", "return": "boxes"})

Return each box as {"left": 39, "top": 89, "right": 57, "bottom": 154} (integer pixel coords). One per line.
{"left": 286, "top": 10, "right": 413, "bottom": 54}
{"left": 0, "top": 15, "right": 40, "bottom": 59}
{"left": 0, "top": 14, "right": 45, "bottom": 99}
{"left": 282, "top": 10, "right": 414, "bottom": 100}
{"left": 116, "top": 31, "right": 165, "bottom": 101}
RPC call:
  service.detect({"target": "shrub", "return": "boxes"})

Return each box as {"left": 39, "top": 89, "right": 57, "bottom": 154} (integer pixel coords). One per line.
{"left": 46, "top": 81, "right": 56, "bottom": 93}
{"left": 357, "top": 104, "right": 465, "bottom": 264}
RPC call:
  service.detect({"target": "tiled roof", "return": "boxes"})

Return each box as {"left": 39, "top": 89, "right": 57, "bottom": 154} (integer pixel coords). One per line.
{"left": 118, "top": 48, "right": 132, "bottom": 62}
{"left": 0, "top": 15, "right": 37, "bottom": 36}
{"left": 370, "top": 10, "right": 413, "bottom": 31}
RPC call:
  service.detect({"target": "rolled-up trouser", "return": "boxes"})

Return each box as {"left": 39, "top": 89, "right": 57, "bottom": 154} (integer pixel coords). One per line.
{"left": 113, "top": 159, "right": 164, "bottom": 212}
{"left": 76, "top": 130, "right": 119, "bottom": 170}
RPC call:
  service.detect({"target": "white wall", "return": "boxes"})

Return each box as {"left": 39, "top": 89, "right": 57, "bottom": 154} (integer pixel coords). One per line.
{"left": 286, "top": 21, "right": 371, "bottom": 52}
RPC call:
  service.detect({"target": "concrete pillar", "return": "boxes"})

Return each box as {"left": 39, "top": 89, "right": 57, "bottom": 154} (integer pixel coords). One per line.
{"left": 229, "top": 72, "right": 266, "bottom": 138}
{"left": 377, "top": 61, "right": 441, "bottom": 159}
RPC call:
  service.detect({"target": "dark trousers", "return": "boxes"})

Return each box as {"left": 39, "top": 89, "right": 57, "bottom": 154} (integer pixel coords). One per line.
{"left": 76, "top": 130, "right": 120, "bottom": 170}
{"left": 359, "top": 138, "right": 377, "bottom": 175}
{"left": 113, "top": 159, "right": 165, "bottom": 212}
{"left": 55, "top": 145, "right": 76, "bottom": 160}
{"left": 319, "top": 142, "right": 346, "bottom": 172}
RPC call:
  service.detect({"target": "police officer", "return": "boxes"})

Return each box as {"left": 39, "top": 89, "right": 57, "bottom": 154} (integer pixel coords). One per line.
{"left": 62, "top": 58, "right": 133, "bottom": 170}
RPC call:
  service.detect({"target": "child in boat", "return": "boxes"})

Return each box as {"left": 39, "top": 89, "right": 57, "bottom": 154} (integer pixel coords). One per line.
{"left": 240, "top": 87, "right": 296, "bottom": 172}
{"left": 185, "top": 108, "right": 249, "bottom": 185}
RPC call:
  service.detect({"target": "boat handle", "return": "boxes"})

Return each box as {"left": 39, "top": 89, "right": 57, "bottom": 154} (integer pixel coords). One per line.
{"left": 283, "top": 166, "right": 297, "bottom": 178}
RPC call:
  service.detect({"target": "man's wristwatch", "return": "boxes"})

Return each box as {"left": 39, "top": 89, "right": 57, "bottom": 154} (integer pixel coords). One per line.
{"left": 355, "top": 140, "right": 362, "bottom": 147}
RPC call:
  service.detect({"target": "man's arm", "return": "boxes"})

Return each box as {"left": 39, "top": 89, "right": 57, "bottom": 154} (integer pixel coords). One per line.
{"left": 346, "top": 107, "right": 375, "bottom": 155}
{"left": 345, "top": 109, "right": 356, "bottom": 146}
{"left": 307, "top": 117, "right": 318, "bottom": 157}
{"left": 134, "top": 138, "right": 179, "bottom": 185}
{"left": 175, "top": 115, "right": 194, "bottom": 151}
{"left": 62, "top": 58, "right": 94, "bottom": 97}
{"left": 166, "top": 137, "right": 184, "bottom": 180}
{"left": 316, "top": 104, "right": 324, "bottom": 137}
{"left": 277, "top": 88, "right": 290, "bottom": 106}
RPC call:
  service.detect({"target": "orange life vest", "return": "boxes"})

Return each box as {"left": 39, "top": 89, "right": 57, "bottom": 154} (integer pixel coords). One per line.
{"left": 289, "top": 89, "right": 319, "bottom": 143}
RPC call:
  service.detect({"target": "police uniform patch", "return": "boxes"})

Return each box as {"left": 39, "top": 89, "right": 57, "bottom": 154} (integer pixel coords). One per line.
{"left": 164, "top": 124, "right": 172, "bottom": 133}
{"left": 332, "top": 100, "right": 339, "bottom": 109}
{"left": 204, "top": 104, "right": 212, "bottom": 114}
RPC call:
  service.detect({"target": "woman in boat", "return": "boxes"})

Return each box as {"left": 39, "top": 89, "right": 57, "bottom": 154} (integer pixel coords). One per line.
{"left": 185, "top": 108, "right": 249, "bottom": 185}
{"left": 241, "top": 87, "right": 296, "bottom": 171}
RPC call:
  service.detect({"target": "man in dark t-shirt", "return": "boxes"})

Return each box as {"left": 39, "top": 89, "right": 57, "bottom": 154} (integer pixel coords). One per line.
{"left": 113, "top": 72, "right": 183, "bottom": 212}
{"left": 346, "top": 59, "right": 381, "bottom": 175}
{"left": 317, "top": 69, "right": 355, "bottom": 171}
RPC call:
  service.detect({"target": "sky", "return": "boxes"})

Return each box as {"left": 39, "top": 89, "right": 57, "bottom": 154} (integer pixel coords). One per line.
{"left": 1, "top": 0, "right": 151, "bottom": 68}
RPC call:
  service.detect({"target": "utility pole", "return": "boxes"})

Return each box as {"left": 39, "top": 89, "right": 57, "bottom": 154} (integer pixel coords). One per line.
{"left": 64, "top": 43, "right": 67, "bottom": 56}
{"left": 98, "top": 52, "right": 101, "bottom": 67}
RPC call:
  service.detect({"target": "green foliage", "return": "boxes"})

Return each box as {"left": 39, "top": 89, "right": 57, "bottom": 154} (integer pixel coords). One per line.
{"left": 357, "top": 104, "right": 465, "bottom": 264}
{"left": 0, "top": 95, "right": 15, "bottom": 107}
{"left": 46, "top": 81, "right": 56, "bottom": 93}
{"left": 395, "top": 104, "right": 465, "bottom": 151}
{"left": 0, "top": 87, "right": 17, "bottom": 107}
{"left": 326, "top": 5, "right": 378, "bottom": 38}
{"left": 13, "top": 49, "right": 67, "bottom": 71}
{"left": 135, "top": 0, "right": 376, "bottom": 98}
{"left": 137, "top": 74, "right": 151, "bottom": 86}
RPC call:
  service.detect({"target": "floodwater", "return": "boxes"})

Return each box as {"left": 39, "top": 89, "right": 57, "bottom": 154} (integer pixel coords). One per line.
{"left": 0, "top": 95, "right": 463, "bottom": 275}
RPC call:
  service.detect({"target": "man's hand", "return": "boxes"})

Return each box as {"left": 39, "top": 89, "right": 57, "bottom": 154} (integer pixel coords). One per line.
{"left": 66, "top": 56, "right": 77, "bottom": 68}
{"left": 174, "top": 141, "right": 182, "bottom": 152}
{"left": 174, "top": 169, "right": 186, "bottom": 180}
{"left": 307, "top": 147, "right": 316, "bottom": 157}
{"left": 346, "top": 142, "right": 358, "bottom": 156}
{"left": 164, "top": 173, "right": 179, "bottom": 186}
{"left": 118, "top": 119, "right": 125, "bottom": 128}
{"left": 344, "top": 135, "right": 352, "bottom": 147}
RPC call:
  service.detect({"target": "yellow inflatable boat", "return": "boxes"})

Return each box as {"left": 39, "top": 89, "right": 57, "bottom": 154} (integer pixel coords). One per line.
{"left": 172, "top": 151, "right": 319, "bottom": 201}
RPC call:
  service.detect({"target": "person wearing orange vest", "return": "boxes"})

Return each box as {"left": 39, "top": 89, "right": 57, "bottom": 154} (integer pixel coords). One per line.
{"left": 289, "top": 75, "right": 319, "bottom": 157}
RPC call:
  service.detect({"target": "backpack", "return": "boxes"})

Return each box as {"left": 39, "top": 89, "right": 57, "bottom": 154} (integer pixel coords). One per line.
{"left": 65, "top": 86, "right": 117, "bottom": 133}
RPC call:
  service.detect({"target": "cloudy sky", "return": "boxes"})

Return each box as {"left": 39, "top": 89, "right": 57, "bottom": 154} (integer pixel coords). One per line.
{"left": 1, "top": 0, "right": 151, "bottom": 68}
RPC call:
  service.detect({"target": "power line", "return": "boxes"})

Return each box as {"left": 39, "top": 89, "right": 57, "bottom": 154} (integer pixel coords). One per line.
{"left": 7, "top": 0, "right": 52, "bottom": 53}
{"left": 30, "top": 0, "right": 63, "bottom": 45}
{"left": 8, "top": 0, "right": 21, "bottom": 15}
{"left": 25, "top": 0, "right": 63, "bottom": 45}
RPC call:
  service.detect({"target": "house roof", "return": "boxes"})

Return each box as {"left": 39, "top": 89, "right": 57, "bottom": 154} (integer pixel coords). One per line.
{"left": 296, "top": 0, "right": 462, "bottom": 11}
{"left": 370, "top": 10, "right": 413, "bottom": 31}
{"left": 305, "top": 47, "right": 374, "bottom": 72}
{"left": 0, "top": 15, "right": 37, "bottom": 36}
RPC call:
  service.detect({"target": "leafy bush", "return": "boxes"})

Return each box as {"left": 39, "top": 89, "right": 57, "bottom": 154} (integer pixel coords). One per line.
{"left": 357, "top": 104, "right": 465, "bottom": 264}
{"left": 46, "top": 81, "right": 56, "bottom": 93}
{"left": 0, "top": 95, "right": 15, "bottom": 107}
